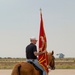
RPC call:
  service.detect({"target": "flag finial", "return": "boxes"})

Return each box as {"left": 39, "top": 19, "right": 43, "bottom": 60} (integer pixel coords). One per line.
{"left": 40, "top": 8, "right": 42, "bottom": 16}
{"left": 40, "top": 8, "right": 42, "bottom": 11}
{"left": 40, "top": 8, "right": 42, "bottom": 13}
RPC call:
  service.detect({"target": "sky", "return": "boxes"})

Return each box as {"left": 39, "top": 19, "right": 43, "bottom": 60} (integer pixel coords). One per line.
{"left": 0, "top": 0, "right": 75, "bottom": 58}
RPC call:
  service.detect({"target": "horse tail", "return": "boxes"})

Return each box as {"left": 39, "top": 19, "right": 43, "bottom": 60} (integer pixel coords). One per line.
{"left": 18, "top": 65, "right": 21, "bottom": 75}
{"left": 11, "top": 64, "right": 21, "bottom": 75}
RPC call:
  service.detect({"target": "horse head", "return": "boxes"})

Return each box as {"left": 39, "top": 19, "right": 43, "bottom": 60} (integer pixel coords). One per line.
{"left": 48, "top": 51, "right": 55, "bottom": 70}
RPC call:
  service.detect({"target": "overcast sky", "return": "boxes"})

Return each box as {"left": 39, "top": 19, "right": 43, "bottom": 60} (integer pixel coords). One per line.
{"left": 0, "top": 0, "right": 75, "bottom": 58}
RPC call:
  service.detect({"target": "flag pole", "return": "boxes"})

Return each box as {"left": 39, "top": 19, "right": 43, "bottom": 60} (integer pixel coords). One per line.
{"left": 38, "top": 9, "right": 49, "bottom": 73}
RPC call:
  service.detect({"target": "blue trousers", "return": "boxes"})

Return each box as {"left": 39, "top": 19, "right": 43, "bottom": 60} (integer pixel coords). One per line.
{"left": 26, "top": 59, "right": 46, "bottom": 75}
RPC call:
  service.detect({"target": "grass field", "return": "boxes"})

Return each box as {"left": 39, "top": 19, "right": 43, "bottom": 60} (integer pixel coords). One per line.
{"left": 55, "top": 58, "right": 75, "bottom": 69}
{"left": 0, "top": 58, "right": 75, "bottom": 69}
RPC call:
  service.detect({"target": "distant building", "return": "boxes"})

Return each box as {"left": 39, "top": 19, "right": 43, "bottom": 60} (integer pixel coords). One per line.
{"left": 56, "top": 53, "right": 65, "bottom": 58}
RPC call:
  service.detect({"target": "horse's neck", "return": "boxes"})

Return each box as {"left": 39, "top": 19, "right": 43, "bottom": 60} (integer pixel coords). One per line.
{"left": 48, "top": 54, "right": 52, "bottom": 64}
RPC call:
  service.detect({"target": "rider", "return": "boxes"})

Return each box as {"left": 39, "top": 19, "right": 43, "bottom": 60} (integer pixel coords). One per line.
{"left": 25, "top": 37, "right": 47, "bottom": 75}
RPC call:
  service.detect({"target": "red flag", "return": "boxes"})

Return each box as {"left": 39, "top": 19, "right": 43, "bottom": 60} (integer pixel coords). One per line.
{"left": 38, "top": 10, "right": 49, "bottom": 73}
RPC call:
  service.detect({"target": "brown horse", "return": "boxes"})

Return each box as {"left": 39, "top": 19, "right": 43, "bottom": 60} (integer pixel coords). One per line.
{"left": 11, "top": 51, "right": 55, "bottom": 75}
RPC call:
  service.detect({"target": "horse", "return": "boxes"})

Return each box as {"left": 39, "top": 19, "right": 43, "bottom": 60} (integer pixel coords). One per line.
{"left": 11, "top": 51, "right": 55, "bottom": 75}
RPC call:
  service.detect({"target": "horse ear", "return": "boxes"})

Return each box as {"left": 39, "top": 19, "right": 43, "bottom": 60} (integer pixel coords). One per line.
{"left": 52, "top": 51, "right": 54, "bottom": 55}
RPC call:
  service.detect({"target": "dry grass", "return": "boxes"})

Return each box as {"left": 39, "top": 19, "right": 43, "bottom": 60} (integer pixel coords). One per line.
{"left": 0, "top": 58, "right": 75, "bottom": 69}
{"left": 55, "top": 58, "right": 75, "bottom": 69}
{"left": 0, "top": 58, "right": 25, "bottom": 69}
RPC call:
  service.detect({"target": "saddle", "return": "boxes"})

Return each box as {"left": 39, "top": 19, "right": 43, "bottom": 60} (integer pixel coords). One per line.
{"left": 28, "top": 61, "right": 43, "bottom": 75}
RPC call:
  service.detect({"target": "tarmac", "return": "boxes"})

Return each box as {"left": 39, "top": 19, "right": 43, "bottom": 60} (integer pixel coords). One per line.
{"left": 0, "top": 69, "right": 75, "bottom": 75}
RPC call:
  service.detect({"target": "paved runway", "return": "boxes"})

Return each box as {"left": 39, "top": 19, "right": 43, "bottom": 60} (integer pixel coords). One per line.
{"left": 0, "top": 69, "right": 75, "bottom": 75}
